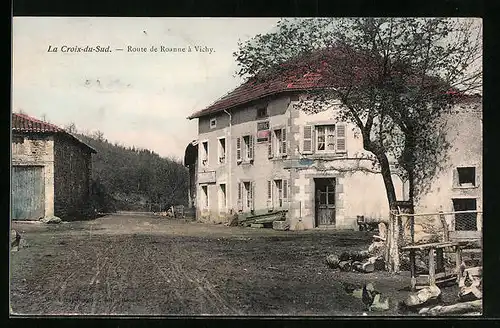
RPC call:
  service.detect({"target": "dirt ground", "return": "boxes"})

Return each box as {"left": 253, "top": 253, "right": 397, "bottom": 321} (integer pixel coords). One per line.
{"left": 10, "top": 213, "right": 461, "bottom": 316}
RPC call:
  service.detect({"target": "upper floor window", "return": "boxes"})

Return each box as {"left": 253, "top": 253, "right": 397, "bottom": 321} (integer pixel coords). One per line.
{"left": 302, "top": 123, "right": 346, "bottom": 154}
{"left": 456, "top": 167, "right": 476, "bottom": 187}
{"left": 201, "top": 141, "right": 208, "bottom": 166}
{"left": 236, "top": 135, "right": 254, "bottom": 163}
{"left": 269, "top": 128, "right": 287, "bottom": 158}
{"left": 210, "top": 118, "right": 217, "bottom": 129}
{"left": 256, "top": 107, "right": 268, "bottom": 119}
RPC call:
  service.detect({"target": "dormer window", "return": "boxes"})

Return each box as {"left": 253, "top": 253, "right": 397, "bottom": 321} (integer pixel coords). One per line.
{"left": 210, "top": 118, "right": 217, "bottom": 129}
{"left": 256, "top": 107, "right": 268, "bottom": 119}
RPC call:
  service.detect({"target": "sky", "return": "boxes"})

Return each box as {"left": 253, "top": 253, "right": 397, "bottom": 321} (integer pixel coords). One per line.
{"left": 12, "top": 17, "right": 280, "bottom": 160}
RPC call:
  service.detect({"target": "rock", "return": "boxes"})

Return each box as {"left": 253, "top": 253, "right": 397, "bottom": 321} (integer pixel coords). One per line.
{"left": 273, "top": 220, "right": 290, "bottom": 231}
{"left": 404, "top": 285, "right": 441, "bottom": 309}
{"left": 339, "top": 261, "right": 352, "bottom": 272}
{"left": 326, "top": 254, "right": 340, "bottom": 269}
{"left": 250, "top": 223, "right": 264, "bottom": 228}
{"left": 352, "top": 288, "right": 363, "bottom": 299}
{"left": 40, "top": 216, "right": 62, "bottom": 224}
{"left": 371, "top": 294, "right": 390, "bottom": 311}
{"left": 368, "top": 241, "right": 385, "bottom": 257}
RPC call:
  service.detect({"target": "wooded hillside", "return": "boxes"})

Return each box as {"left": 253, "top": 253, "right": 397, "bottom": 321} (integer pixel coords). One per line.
{"left": 72, "top": 127, "right": 189, "bottom": 213}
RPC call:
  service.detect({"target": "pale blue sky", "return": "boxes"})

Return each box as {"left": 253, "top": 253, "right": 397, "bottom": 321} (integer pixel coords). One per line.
{"left": 12, "top": 17, "right": 280, "bottom": 160}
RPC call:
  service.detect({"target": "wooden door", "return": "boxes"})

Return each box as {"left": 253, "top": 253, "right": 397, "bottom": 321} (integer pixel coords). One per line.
{"left": 12, "top": 166, "right": 45, "bottom": 220}
{"left": 315, "top": 178, "right": 336, "bottom": 226}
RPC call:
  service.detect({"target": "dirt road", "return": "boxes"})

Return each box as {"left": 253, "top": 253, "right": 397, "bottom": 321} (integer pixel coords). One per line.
{"left": 9, "top": 213, "right": 458, "bottom": 316}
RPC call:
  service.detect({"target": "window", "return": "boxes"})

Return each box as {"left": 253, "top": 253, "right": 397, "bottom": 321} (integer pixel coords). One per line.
{"left": 244, "top": 182, "right": 253, "bottom": 210}
{"left": 457, "top": 167, "right": 476, "bottom": 186}
{"left": 210, "top": 118, "right": 217, "bottom": 129}
{"left": 237, "top": 135, "right": 254, "bottom": 163}
{"left": 452, "top": 198, "right": 477, "bottom": 231}
{"left": 302, "top": 124, "right": 346, "bottom": 154}
{"left": 273, "top": 179, "right": 289, "bottom": 208}
{"left": 201, "top": 185, "right": 209, "bottom": 209}
{"left": 219, "top": 184, "right": 227, "bottom": 211}
{"left": 218, "top": 138, "right": 226, "bottom": 164}
{"left": 201, "top": 141, "right": 208, "bottom": 166}
{"left": 257, "top": 107, "right": 268, "bottom": 119}
{"left": 237, "top": 181, "right": 254, "bottom": 211}
{"left": 273, "top": 128, "right": 287, "bottom": 157}
{"left": 316, "top": 125, "right": 335, "bottom": 151}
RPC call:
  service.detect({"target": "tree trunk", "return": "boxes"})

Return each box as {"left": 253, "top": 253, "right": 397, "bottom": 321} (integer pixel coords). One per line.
{"left": 376, "top": 151, "right": 398, "bottom": 211}
{"left": 418, "top": 300, "right": 482, "bottom": 316}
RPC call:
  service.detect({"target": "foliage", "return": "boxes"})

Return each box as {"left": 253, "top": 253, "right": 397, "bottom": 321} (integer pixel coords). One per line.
{"left": 67, "top": 125, "right": 189, "bottom": 212}
{"left": 234, "top": 18, "right": 482, "bottom": 208}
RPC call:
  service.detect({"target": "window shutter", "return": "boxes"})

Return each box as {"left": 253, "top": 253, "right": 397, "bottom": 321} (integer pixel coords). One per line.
{"left": 236, "top": 137, "right": 241, "bottom": 161}
{"left": 248, "top": 135, "right": 254, "bottom": 160}
{"left": 303, "top": 125, "right": 313, "bottom": 154}
{"left": 452, "top": 168, "right": 458, "bottom": 187}
{"left": 281, "top": 128, "right": 287, "bottom": 156}
{"left": 268, "top": 131, "right": 273, "bottom": 158}
{"left": 283, "top": 179, "right": 288, "bottom": 199}
{"left": 237, "top": 182, "right": 243, "bottom": 211}
{"left": 336, "top": 124, "right": 346, "bottom": 153}
{"left": 267, "top": 180, "right": 273, "bottom": 210}
{"left": 251, "top": 182, "right": 255, "bottom": 210}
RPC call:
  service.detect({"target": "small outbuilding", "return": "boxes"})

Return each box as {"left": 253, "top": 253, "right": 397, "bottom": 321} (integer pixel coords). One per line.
{"left": 11, "top": 113, "right": 96, "bottom": 221}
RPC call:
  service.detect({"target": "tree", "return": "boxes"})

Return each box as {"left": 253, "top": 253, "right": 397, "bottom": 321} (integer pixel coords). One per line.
{"left": 65, "top": 122, "right": 77, "bottom": 134}
{"left": 234, "top": 18, "right": 482, "bottom": 212}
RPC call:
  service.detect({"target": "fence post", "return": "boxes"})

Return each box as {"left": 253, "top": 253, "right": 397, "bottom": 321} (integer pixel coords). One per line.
{"left": 439, "top": 211, "right": 449, "bottom": 242}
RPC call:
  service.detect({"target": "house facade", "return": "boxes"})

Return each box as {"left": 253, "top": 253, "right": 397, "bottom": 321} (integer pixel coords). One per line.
{"left": 11, "top": 113, "right": 96, "bottom": 221}
{"left": 186, "top": 78, "right": 482, "bottom": 232}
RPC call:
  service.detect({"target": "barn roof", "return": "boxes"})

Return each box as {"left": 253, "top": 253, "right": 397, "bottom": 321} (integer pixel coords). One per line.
{"left": 12, "top": 113, "right": 97, "bottom": 153}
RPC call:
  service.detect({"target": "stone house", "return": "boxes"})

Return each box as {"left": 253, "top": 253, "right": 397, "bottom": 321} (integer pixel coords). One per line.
{"left": 185, "top": 71, "right": 482, "bottom": 233}
{"left": 11, "top": 113, "right": 96, "bottom": 221}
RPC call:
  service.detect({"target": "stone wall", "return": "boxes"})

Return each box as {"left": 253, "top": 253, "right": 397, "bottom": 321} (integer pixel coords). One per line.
{"left": 53, "top": 135, "right": 93, "bottom": 220}
{"left": 11, "top": 133, "right": 55, "bottom": 217}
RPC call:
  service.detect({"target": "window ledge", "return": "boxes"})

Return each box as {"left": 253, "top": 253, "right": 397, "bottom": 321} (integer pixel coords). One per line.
{"left": 304, "top": 153, "right": 348, "bottom": 159}
{"left": 270, "top": 155, "right": 288, "bottom": 161}
{"left": 453, "top": 185, "right": 480, "bottom": 190}
{"left": 238, "top": 160, "right": 254, "bottom": 165}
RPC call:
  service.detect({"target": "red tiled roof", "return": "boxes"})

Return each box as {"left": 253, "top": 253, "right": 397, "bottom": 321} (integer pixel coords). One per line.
{"left": 188, "top": 47, "right": 480, "bottom": 120}
{"left": 187, "top": 71, "right": 329, "bottom": 120}
{"left": 12, "top": 113, "right": 64, "bottom": 133}
{"left": 12, "top": 113, "right": 97, "bottom": 153}
{"left": 187, "top": 47, "right": 364, "bottom": 119}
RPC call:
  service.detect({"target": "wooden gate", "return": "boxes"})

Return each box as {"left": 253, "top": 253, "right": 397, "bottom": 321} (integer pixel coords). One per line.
{"left": 315, "top": 178, "right": 336, "bottom": 226}
{"left": 12, "top": 166, "right": 45, "bottom": 220}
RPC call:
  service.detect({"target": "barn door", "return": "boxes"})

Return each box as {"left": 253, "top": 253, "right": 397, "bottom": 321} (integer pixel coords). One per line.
{"left": 12, "top": 166, "right": 45, "bottom": 220}
{"left": 315, "top": 178, "right": 336, "bottom": 226}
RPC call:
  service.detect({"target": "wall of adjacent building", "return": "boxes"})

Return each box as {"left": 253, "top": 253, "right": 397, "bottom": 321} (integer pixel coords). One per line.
{"left": 413, "top": 99, "right": 482, "bottom": 231}
{"left": 53, "top": 135, "right": 93, "bottom": 220}
{"left": 11, "top": 133, "right": 55, "bottom": 218}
